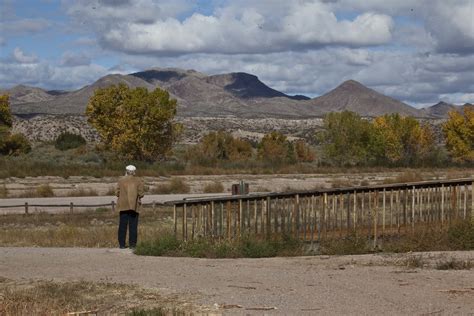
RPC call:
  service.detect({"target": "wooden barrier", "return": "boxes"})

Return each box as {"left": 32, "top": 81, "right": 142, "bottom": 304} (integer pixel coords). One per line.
{"left": 166, "top": 179, "right": 474, "bottom": 245}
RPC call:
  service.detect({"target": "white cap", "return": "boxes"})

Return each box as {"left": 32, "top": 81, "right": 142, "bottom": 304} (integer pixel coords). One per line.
{"left": 125, "top": 165, "right": 136, "bottom": 172}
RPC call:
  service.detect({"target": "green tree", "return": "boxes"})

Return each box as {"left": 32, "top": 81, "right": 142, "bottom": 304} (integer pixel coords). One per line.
{"left": 317, "top": 111, "right": 373, "bottom": 166}
{"left": 85, "top": 84, "right": 181, "bottom": 161}
{"left": 55, "top": 132, "right": 87, "bottom": 151}
{"left": 443, "top": 107, "right": 474, "bottom": 163}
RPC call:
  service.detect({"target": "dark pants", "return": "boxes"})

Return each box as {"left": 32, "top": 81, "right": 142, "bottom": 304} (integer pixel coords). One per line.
{"left": 118, "top": 210, "right": 139, "bottom": 248}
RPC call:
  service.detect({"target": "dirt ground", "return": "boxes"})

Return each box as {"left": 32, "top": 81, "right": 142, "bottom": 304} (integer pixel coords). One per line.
{"left": 1, "top": 248, "right": 473, "bottom": 315}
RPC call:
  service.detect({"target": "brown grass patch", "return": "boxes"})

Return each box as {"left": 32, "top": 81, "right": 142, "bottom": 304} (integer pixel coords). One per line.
{"left": 0, "top": 279, "right": 192, "bottom": 315}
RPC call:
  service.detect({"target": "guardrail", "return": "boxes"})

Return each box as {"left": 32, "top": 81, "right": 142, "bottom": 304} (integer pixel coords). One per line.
{"left": 165, "top": 179, "right": 474, "bottom": 245}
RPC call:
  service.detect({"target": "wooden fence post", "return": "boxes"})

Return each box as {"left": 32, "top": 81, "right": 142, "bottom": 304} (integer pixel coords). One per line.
{"left": 173, "top": 205, "right": 177, "bottom": 237}
{"left": 70, "top": 202, "right": 74, "bottom": 214}
{"left": 111, "top": 201, "right": 115, "bottom": 213}
{"left": 25, "top": 202, "right": 29, "bottom": 215}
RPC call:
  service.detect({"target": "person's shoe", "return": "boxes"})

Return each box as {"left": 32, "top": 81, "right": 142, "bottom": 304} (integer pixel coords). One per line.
{"left": 119, "top": 246, "right": 127, "bottom": 249}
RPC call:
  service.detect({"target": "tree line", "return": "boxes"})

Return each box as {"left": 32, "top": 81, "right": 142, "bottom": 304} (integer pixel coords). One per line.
{"left": 1, "top": 84, "right": 473, "bottom": 168}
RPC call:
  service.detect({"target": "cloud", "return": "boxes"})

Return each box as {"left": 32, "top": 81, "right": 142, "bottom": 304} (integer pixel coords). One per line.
{"left": 60, "top": 51, "right": 91, "bottom": 67}
{"left": 0, "top": 58, "right": 108, "bottom": 90}
{"left": 424, "top": 0, "right": 474, "bottom": 54}
{"left": 12, "top": 48, "right": 38, "bottom": 64}
{"left": 0, "top": 18, "right": 51, "bottom": 35}
{"left": 66, "top": 1, "right": 394, "bottom": 55}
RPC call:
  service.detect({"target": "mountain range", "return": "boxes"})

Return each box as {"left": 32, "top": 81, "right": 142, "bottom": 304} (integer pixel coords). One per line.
{"left": 2, "top": 68, "right": 471, "bottom": 119}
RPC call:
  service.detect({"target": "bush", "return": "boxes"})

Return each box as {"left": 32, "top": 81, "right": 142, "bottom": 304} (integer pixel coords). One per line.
{"left": 203, "top": 181, "right": 225, "bottom": 193}
{"left": 0, "top": 184, "right": 7, "bottom": 198}
{"left": 447, "top": 220, "right": 474, "bottom": 250}
{"left": 55, "top": 132, "right": 86, "bottom": 151}
{"left": 152, "top": 178, "right": 190, "bottom": 194}
{"left": 1, "top": 133, "right": 31, "bottom": 156}
{"left": 36, "top": 184, "right": 55, "bottom": 197}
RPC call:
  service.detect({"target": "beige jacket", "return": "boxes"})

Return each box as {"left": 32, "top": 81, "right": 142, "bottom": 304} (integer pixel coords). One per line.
{"left": 116, "top": 175, "right": 145, "bottom": 212}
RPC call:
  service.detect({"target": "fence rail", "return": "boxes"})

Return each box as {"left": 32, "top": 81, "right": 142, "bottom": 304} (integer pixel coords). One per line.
{"left": 0, "top": 201, "right": 164, "bottom": 214}
{"left": 166, "top": 178, "right": 474, "bottom": 245}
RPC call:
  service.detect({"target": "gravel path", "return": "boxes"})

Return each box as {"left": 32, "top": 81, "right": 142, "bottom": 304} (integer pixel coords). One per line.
{"left": 1, "top": 248, "right": 473, "bottom": 314}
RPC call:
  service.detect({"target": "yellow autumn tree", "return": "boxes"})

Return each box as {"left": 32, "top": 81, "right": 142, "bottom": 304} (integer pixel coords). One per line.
{"left": 86, "top": 84, "right": 182, "bottom": 161}
{"left": 0, "top": 94, "right": 31, "bottom": 156}
{"left": 443, "top": 107, "right": 474, "bottom": 162}
{"left": 372, "top": 114, "right": 436, "bottom": 165}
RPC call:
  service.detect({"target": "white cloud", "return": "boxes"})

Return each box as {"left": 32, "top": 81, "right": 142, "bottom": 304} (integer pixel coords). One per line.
{"left": 67, "top": 1, "right": 394, "bottom": 55}
{"left": 12, "top": 48, "right": 38, "bottom": 64}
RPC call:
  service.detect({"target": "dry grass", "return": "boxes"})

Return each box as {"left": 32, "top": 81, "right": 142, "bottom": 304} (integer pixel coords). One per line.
{"left": 63, "top": 187, "right": 99, "bottom": 197}
{"left": 0, "top": 208, "right": 174, "bottom": 247}
{"left": 436, "top": 257, "right": 473, "bottom": 270}
{"left": 203, "top": 181, "right": 225, "bottom": 193}
{"left": 383, "top": 170, "right": 425, "bottom": 184}
{"left": 16, "top": 184, "right": 55, "bottom": 198}
{"left": 152, "top": 178, "right": 190, "bottom": 194}
{"left": 0, "top": 278, "right": 189, "bottom": 315}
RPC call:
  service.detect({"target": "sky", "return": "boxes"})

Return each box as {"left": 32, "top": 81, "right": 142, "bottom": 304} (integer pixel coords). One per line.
{"left": 0, "top": 0, "right": 473, "bottom": 108}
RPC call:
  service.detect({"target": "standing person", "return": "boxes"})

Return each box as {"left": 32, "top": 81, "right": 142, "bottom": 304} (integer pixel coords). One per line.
{"left": 116, "top": 165, "right": 144, "bottom": 249}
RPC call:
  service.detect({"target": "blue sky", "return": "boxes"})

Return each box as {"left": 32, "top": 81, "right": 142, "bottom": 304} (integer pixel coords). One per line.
{"left": 1, "top": 0, "right": 473, "bottom": 107}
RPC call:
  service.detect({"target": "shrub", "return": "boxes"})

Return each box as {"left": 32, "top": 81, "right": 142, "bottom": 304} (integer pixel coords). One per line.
{"left": 36, "top": 184, "right": 55, "bottom": 197}
{"left": 1, "top": 133, "right": 31, "bottom": 156}
{"left": 55, "top": 132, "right": 86, "bottom": 151}
{"left": 447, "top": 220, "right": 474, "bottom": 250}
{"left": 152, "top": 178, "right": 190, "bottom": 194}
{"left": 319, "top": 233, "right": 369, "bottom": 255}
{"left": 203, "top": 181, "right": 224, "bottom": 193}
{"left": 0, "top": 184, "right": 7, "bottom": 198}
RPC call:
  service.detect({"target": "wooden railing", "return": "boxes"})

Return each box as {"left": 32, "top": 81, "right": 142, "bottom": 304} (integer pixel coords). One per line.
{"left": 166, "top": 179, "right": 474, "bottom": 244}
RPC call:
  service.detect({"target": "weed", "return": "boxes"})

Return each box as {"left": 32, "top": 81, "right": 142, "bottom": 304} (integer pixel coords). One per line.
{"left": 403, "top": 255, "right": 425, "bottom": 268}
{"left": 436, "top": 258, "right": 473, "bottom": 270}
{"left": 135, "top": 234, "right": 181, "bottom": 256}
{"left": 319, "top": 233, "right": 369, "bottom": 255}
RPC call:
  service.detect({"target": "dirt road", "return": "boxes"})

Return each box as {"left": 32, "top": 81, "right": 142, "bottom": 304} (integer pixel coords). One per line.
{"left": 1, "top": 248, "right": 473, "bottom": 314}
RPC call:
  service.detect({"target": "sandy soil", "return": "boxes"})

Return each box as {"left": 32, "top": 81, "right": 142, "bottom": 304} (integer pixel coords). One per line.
{"left": 1, "top": 248, "right": 473, "bottom": 315}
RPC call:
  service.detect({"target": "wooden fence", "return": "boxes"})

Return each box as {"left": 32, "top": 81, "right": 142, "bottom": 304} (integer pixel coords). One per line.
{"left": 0, "top": 201, "right": 163, "bottom": 214}
{"left": 166, "top": 179, "right": 474, "bottom": 244}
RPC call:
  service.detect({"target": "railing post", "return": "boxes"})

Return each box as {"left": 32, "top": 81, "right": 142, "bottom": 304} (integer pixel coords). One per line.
{"left": 25, "top": 202, "right": 29, "bottom": 215}
{"left": 111, "top": 201, "right": 115, "bottom": 213}
{"left": 471, "top": 182, "right": 474, "bottom": 225}
{"left": 183, "top": 203, "right": 187, "bottom": 241}
{"left": 173, "top": 205, "right": 177, "bottom": 238}
{"left": 70, "top": 202, "right": 74, "bottom": 214}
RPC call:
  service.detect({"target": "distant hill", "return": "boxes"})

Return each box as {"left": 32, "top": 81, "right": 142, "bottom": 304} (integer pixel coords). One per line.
{"left": 308, "top": 80, "right": 423, "bottom": 117}
{"left": 2, "top": 68, "right": 454, "bottom": 118}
